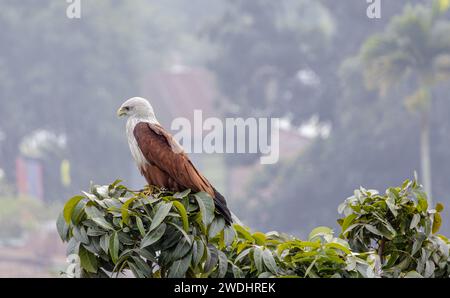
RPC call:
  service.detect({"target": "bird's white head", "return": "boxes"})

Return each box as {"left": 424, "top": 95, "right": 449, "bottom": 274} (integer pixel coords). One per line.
{"left": 117, "top": 97, "right": 158, "bottom": 122}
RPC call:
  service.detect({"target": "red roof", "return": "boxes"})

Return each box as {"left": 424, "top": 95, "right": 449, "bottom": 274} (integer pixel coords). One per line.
{"left": 141, "top": 67, "right": 218, "bottom": 127}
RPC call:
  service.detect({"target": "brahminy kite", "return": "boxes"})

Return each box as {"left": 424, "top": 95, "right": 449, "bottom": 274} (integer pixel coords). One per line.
{"left": 117, "top": 97, "right": 232, "bottom": 224}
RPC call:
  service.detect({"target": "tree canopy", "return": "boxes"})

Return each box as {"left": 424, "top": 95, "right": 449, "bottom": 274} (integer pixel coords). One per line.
{"left": 58, "top": 178, "right": 449, "bottom": 278}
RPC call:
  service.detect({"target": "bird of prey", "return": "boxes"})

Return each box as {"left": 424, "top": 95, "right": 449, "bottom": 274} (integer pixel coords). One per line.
{"left": 117, "top": 97, "right": 232, "bottom": 224}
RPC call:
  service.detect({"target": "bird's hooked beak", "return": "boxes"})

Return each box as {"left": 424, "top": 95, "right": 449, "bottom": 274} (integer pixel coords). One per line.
{"left": 117, "top": 106, "right": 127, "bottom": 117}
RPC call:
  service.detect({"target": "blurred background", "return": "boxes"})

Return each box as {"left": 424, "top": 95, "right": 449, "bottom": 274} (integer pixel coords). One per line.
{"left": 1, "top": 0, "right": 450, "bottom": 277}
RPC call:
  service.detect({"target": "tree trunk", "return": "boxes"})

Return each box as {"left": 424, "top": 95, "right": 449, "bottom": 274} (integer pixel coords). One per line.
{"left": 420, "top": 110, "right": 432, "bottom": 204}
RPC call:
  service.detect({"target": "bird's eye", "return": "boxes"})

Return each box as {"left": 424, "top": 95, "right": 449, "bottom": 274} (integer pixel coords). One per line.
{"left": 124, "top": 106, "right": 130, "bottom": 111}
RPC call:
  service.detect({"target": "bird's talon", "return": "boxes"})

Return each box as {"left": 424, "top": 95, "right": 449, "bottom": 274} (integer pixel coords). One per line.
{"left": 140, "top": 185, "right": 155, "bottom": 196}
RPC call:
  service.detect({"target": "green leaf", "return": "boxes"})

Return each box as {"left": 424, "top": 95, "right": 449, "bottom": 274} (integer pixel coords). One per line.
{"left": 158, "top": 224, "right": 182, "bottom": 249}
{"left": 233, "top": 225, "right": 254, "bottom": 242}
{"left": 86, "top": 227, "right": 105, "bottom": 237}
{"left": 173, "top": 189, "right": 191, "bottom": 199}
{"left": 232, "top": 263, "right": 244, "bottom": 278}
{"left": 324, "top": 242, "right": 351, "bottom": 255}
{"left": 71, "top": 200, "right": 86, "bottom": 225}
{"left": 194, "top": 192, "right": 215, "bottom": 226}
{"left": 149, "top": 202, "right": 173, "bottom": 232}
{"left": 342, "top": 223, "right": 360, "bottom": 236}
{"left": 204, "top": 244, "right": 219, "bottom": 273}
{"left": 259, "top": 272, "right": 274, "bottom": 278}
{"left": 66, "top": 238, "right": 80, "bottom": 256}
{"left": 85, "top": 204, "right": 103, "bottom": 218}
{"left": 109, "top": 179, "right": 123, "bottom": 189}
{"left": 432, "top": 212, "right": 442, "bottom": 234}
{"left": 141, "top": 223, "right": 167, "bottom": 248}
{"left": 253, "top": 247, "right": 264, "bottom": 272}
{"left": 384, "top": 252, "right": 400, "bottom": 269}
{"left": 94, "top": 185, "right": 109, "bottom": 198}
{"left": 135, "top": 216, "right": 146, "bottom": 237}
{"left": 417, "top": 196, "right": 428, "bottom": 212}
{"left": 341, "top": 214, "right": 358, "bottom": 233}
{"left": 304, "top": 257, "right": 318, "bottom": 278}
{"left": 404, "top": 271, "right": 423, "bottom": 278}
{"left": 131, "top": 256, "right": 152, "bottom": 278}
{"left": 169, "top": 222, "right": 193, "bottom": 245}
{"left": 262, "top": 249, "right": 278, "bottom": 275}
{"left": 99, "top": 234, "right": 110, "bottom": 254}
{"left": 424, "top": 260, "right": 435, "bottom": 278}
{"left": 192, "top": 240, "right": 205, "bottom": 267}
{"left": 172, "top": 201, "right": 189, "bottom": 232}
{"left": 137, "top": 248, "right": 157, "bottom": 263}
{"left": 121, "top": 197, "right": 137, "bottom": 225}
{"left": 308, "top": 226, "right": 333, "bottom": 241}
{"left": 63, "top": 195, "right": 85, "bottom": 223}
{"left": 72, "top": 226, "right": 89, "bottom": 245}
{"left": 128, "top": 261, "right": 146, "bottom": 278}
{"left": 217, "top": 251, "right": 228, "bottom": 278}
{"left": 79, "top": 245, "right": 98, "bottom": 273}
{"left": 412, "top": 237, "right": 425, "bottom": 256}
{"left": 109, "top": 231, "right": 119, "bottom": 264}
{"left": 410, "top": 214, "right": 420, "bottom": 230}
{"left": 56, "top": 212, "right": 69, "bottom": 241}
{"left": 208, "top": 217, "right": 225, "bottom": 239}
{"left": 91, "top": 216, "right": 114, "bottom": 231}
{"left": 223, "top": 226, "right": 236, "bottom": 246}
{"left": 252, "top": 232, "right": 267, "bottom": 245}
{"left": 235, "top": 248, "right": 252, "bottom": 263}
{"left": 364, "top": 224, "right": 384, "bottom": 237}
{"left": 386, "top": 195, "right": 398, "bottom": 217}
{"left": 168, "top": 253, "right": 192, "bottom": 278}
{"left": 292, "top": 241, "right": 321, "bottom": 249}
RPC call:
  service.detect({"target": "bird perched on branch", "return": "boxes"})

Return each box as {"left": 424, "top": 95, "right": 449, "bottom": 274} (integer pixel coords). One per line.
{"left": 117, "top": 97, "right": 232, "bottom": 224}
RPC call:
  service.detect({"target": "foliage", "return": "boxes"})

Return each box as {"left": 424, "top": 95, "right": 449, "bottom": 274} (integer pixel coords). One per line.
{"left": 337, "top": 175, "right": 449, "bottom": 277}
{"left": 58, "top": 178, "right": 450, "bottom": 278}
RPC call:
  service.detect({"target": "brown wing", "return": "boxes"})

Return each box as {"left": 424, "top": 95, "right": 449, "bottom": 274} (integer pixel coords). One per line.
{"left": 133, "top": 122, "right": 213, "bottom": 195}
{"left": 133, "top": 122, "right": 232, "bottom": 224}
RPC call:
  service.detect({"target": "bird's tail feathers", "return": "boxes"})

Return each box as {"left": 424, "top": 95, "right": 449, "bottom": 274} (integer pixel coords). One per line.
{"left": 212, "top": 188, "right": 233, "bottom": 225}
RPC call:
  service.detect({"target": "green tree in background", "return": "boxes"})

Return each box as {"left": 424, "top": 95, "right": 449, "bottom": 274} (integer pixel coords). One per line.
{"left": 241, "top": 1, "right": 450, "bottom": 237}
{"left": 0, "top": 0, "right": 220, "bottom": 200}
{"left": 206, "top": 0, "right": 334, "bottom": 122}
{"left": 0, "top": 1, "right": 142, "bottom": 199}
{"left": 361, "top": 0, "right": 450, "bottom": 202}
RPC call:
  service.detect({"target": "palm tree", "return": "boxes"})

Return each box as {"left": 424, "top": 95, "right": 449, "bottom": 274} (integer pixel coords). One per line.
{"left": 360, "top": 0, "right": 450, "bottom": 203}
